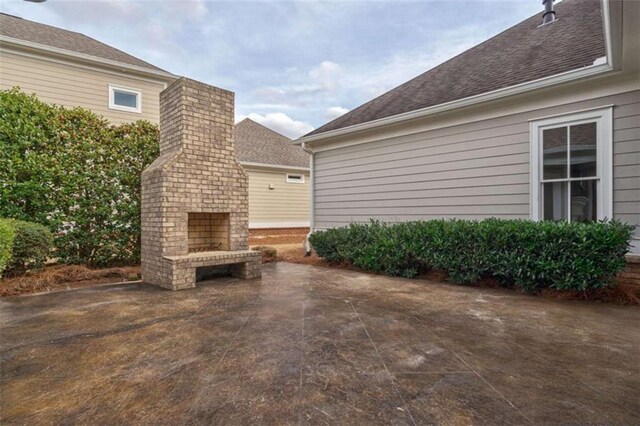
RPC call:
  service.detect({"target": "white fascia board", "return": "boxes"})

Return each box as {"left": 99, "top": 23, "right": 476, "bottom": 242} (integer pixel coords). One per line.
{"left": 240, "top": 161, "right": 310, "bottom": 172}
{"left": 0, "top": 36, "right": 177, "bottom": 82}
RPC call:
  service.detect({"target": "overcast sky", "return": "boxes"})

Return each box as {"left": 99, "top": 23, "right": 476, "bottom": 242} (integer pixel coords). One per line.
{"left": 2, "top": 0, "right": 543, "bottom": 138}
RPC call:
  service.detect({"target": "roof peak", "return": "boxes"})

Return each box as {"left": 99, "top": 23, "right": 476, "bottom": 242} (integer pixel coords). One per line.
{"left": 236, "top": 118, "right": 291, "bottom": 141}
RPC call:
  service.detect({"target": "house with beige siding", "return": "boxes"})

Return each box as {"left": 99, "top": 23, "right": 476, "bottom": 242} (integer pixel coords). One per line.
{"left": 297, "top": 0, "right": 640, "bottom": 255}
{"left": 0, "top": 15, "right": 310, "bottom": 238}
{"left": 235, "top": 119, "right": 310, "bottom": 232}
{"left": 0, "top": 13, "right": 176, "bottom": 124}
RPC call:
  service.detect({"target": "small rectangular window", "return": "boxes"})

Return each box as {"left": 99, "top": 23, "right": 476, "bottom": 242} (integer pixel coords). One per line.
{"left": 109, "top": 84, "right": 141, "bottom": 113}
{"left": 286, "top": 173, "right": 305, "bottom": 184}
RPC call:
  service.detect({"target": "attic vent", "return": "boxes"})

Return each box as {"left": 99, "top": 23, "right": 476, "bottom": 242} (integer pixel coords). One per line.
{"left": 541, "top": 0, "right": 556, "bottom": 25}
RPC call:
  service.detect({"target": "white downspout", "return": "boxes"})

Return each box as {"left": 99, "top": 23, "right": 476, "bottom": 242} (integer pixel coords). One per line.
{"left": 301, "top": 142, "right": 314, "bottom": 256}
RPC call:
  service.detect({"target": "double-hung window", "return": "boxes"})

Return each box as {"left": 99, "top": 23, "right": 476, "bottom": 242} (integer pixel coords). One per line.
{"left": 530, "top": 107, "right": 612, "bottom": 222}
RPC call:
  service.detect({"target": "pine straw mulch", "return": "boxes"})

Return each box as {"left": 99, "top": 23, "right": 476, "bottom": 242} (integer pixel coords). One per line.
{"left": 3, "top": 246, "right": 638, "bottom": 305}
{"left": 277, "top": 245, "right": 640, "bottom": 306}
{"left": 1, "top": 264, "right": 141, "bottom": 297}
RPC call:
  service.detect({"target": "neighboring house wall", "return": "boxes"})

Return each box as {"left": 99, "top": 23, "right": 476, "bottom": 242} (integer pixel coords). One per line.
{"left": 313, "top": 85, "right": 640, "bottom": 252}
{"left": 0, "top": 49, "right": 166, "bottom": 124}
{"left": 245, "top": 166, "right": 310, "bottom": 229}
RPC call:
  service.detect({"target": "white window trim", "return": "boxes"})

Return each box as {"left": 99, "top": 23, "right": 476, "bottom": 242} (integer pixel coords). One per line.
{"left": 108, "top": 84, "right": 142, "bottom": 113}
{"left": 529, "top": 106, "right": 613, "bottom": 221}
{"left": 285, "top": 173, "right": 305, "bottom": 184}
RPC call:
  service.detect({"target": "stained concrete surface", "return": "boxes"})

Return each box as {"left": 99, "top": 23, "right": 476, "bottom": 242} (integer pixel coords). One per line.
{"left": 1, "top": 262, "right": 639, "bottom": 425}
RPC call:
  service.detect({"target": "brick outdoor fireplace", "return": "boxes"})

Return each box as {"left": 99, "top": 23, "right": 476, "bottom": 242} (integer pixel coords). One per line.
{"left": 141, "top": 77, "right": 261, "bottom": 290}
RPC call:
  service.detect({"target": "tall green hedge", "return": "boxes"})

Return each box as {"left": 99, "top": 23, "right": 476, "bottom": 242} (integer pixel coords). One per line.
{"left": 309, "top": 219, "right": 634, "bottom": 291}
{"left": 0, "top": 219, "right": 16, "bottom": 276}
{"left": 0, "top": 88, "right": 159, "bottom": 266}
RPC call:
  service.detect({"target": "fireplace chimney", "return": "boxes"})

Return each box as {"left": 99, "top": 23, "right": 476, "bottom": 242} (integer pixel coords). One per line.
{"left": 141, "top": 78, "right": 261, "bottom": 290}
{"left": 542, "top": 0, "right": 556, "bottom": 25}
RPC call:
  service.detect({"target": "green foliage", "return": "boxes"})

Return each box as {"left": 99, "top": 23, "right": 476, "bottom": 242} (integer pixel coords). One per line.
{"left": 4, "top": 220, "right": 53, "bottom": 275}
{"left": 0, "top": 88, "right": 159, "bottom": 266}
{"left": 0, "top": 219, "right": 16, "bottom": 276}
{"left": 309, "top": 219, "right": 634, "bottom": 291}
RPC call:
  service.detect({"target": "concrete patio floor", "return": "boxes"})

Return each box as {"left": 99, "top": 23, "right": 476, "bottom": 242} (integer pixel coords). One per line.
{"left": 1, "top": 262, "right": 639, "bottom": 425}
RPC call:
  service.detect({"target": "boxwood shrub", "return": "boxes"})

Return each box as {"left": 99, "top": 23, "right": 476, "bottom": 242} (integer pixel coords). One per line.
{"left": 309, "top": 219, "right": 634, "bottom": 291}
{"left": 0, "top": 219, "right": 53, "bottom": 277}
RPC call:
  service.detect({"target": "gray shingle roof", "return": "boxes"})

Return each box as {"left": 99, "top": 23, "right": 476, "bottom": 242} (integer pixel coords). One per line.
{"left": 307, "top": 0, "right": 605, "bottom": 136}
{"left": 0, "top": 13, "right": 167, "bottom": 73}
{"left": 235, "top": 119, "right": 310, "bottom": 169}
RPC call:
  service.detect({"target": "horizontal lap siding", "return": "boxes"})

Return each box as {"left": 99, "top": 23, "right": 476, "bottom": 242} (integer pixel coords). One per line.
{"left": 247, "top": 168, "right": 310, "bottom": 226}
{"left": 314, "top": 91, "right": 640, "bottom": 249}
{"left": 613, "top": 94, "right": 640, "bottom": 250}
{"left": 0, "top": 51, "right": 165, "bottom": 124}
{"left": 315, "top": 116, "right": 531, "bottom": 227}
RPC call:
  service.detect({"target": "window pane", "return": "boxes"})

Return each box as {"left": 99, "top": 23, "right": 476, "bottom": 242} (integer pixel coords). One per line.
{"left": 543, "top": 127, "right": 567, "bottom": 179}
{"left": 543, "top": 181, "right": 568, "bottom": 221}
{"left": 571, "top": 180, "right": 597, "bottom": 222}
{"left": 114, "top": 90, "right": 138, "bottom": 108}
{"left": 570, "top": 122, "right": 597, "bottom": 178}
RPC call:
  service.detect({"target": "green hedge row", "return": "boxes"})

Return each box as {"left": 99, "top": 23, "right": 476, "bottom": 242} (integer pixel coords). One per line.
{"left": 0, "top": 218, "right": 53, "bottom": 277}
{"left": 309, "top": 219, "right": 634, "bottom": 291}
{"left": 0, "top": 88, "right": 159, "bottom": 266}
{"left": 0, "top": 219, "right": 15, "bottom": 276}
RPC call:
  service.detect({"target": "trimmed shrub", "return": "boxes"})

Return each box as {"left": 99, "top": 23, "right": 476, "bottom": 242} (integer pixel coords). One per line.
{"left": 0, "top": 219, "right": 16, "bottom": 276}
{"left": 309, "top": 219, "right": 634, "bottom": 291}
{"left": 0, "top": 88, "right": 159, "bottom": 266}
{"left": 252, "top": 245, "right": 278, "bottom": 263}
{"left": 5, "top": 220, "right": 53, "bottom": 276}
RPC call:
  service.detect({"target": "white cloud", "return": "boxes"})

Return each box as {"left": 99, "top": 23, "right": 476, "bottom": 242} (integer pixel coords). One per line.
{"left": 344, "top": 25, "right": 487, "bottom": 101}
{"left": 309, "top": 60, "right": 343, "bottom": 91}
{"left": 245, "top": 113, "right": 315, "bottom": 139}
{"left": 325, "top": 106, "right": 349, "bottom": 121}
{"left": 251, "top": 60, "right": 343, "bottom": 107}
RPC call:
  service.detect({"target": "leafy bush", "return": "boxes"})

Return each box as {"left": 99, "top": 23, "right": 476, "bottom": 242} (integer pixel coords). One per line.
{"left": 309, "top": 219, "right": 634, "bottom": 291}
{"left": 0, "top": 88, "right": 159, "bottom": 266}
{"left": 0, "top": 219, "right": 16, "bottom": 276}
{"left": 4, "top": 220, "right": 53, "bottom": 275}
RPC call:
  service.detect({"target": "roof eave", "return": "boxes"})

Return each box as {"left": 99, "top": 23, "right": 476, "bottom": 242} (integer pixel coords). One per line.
{"left": 0, "top": 35, "right": 178, "bottom": 82}
{"left": 295, "top": 61, "right": 614, "bottom": 147}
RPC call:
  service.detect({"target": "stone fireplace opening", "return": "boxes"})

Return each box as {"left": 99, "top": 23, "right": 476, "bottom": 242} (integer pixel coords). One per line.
{"left": 188, "top": 213, "right": 229, "bottom": 253}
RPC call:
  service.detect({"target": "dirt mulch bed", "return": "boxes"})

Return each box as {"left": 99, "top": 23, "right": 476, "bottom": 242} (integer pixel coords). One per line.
{"left": 249, "top": 234, "right": 307, "bottom": 246}
{"left": 277, "top": 245, "right": 640, "bottom": 306}
{"left": 1, "top": 265, "right": 141, "bottom": 297}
